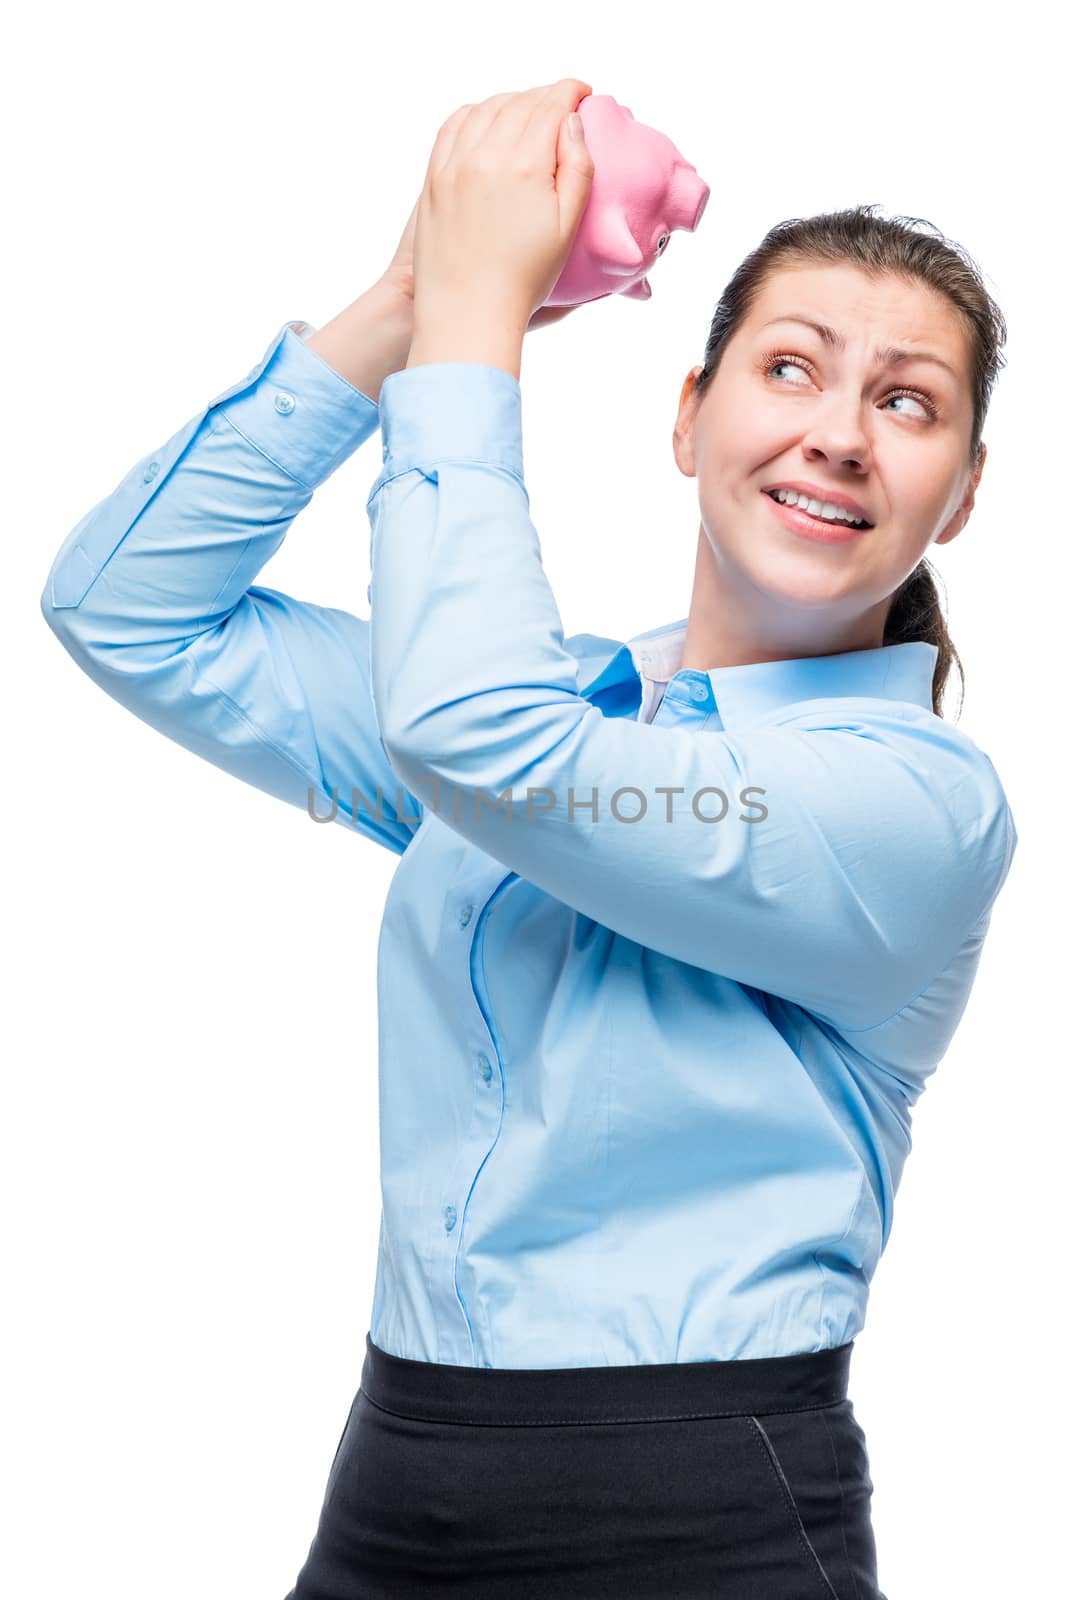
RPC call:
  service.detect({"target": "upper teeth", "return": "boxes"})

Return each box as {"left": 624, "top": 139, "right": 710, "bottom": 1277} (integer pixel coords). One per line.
{"left": 770, "top": 489, "right": 868, "bottom": 525}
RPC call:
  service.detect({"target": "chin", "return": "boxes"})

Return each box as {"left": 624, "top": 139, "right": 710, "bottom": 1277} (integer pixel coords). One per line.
{"left": 744, "top": 559, "right": 863, "bottom": 613}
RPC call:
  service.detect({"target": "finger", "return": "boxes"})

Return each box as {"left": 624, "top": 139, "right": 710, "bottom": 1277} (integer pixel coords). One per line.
{"left": 558, "top": 76, "right": 594, "bottom": 98}
{"left": 494, "top": 83, "right": 560, "bottom": 148}
{"left": 506, "top": 79, "right": 591, "bottom": 180}
{"left": 433, "top": 82, "right": 588, "bottom": 181}
{"left": 424, "top": 102, "right": 475, "bottom": 184}
{"left": 450, "top": 90, "right": 526, "bottom": 165}
{"left": 528, "top": 79, "right": 592, "bottom": 157}
{"left": 452, "top": 85, "right": 560, "bottom": 169}
{"left": 527, "top": 303, "right": 576, "bottom": 331}
{"left": 494, "top": 80, "right": 586, "bottom": 150}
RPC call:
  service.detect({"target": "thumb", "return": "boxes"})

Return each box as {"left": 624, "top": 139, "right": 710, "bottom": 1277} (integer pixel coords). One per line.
{"left": 556, "top": 112, "right": 595, "bottom": 236}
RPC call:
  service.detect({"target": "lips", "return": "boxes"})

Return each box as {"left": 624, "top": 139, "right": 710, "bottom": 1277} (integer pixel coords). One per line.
{"left": 762, "top": 483, "right": 874, "bottom": 527}
{"left": 761, "top": 488, "right": 873, "bottom": 544}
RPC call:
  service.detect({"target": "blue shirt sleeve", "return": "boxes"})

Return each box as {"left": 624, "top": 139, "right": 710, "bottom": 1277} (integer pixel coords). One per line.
{"left": 366, "top": 361, "right": 1017, "bottom": 1032}
{"left": 40, "top": 320, "right": 424, "bottom": 855}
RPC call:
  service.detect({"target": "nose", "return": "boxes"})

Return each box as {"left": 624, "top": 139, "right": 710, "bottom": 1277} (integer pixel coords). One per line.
{"left": 801, "top": 412, "right": 871, "bottom": 474}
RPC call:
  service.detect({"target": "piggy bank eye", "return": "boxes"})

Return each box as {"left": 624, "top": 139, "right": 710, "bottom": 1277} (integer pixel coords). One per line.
{"left": 656, "top": 234, "right": 669, "bottom": 252}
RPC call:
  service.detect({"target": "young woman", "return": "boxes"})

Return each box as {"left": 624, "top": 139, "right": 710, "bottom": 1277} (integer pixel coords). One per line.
{"left": 41, "top": 78, "right": 1016, "bottom": 1600}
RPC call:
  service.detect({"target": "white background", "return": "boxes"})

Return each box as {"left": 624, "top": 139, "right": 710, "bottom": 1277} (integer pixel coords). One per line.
{"left": 6, "top": 2, "right": 1061, "bottom": 1595}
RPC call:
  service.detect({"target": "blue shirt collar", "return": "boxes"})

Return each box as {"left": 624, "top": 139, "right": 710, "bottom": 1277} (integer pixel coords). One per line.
{"left": 574, "top": 617, "right": 937, "bottom": 729}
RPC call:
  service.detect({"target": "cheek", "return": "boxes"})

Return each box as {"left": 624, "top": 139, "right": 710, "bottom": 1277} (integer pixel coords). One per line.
{"left": 724, "top": 403, "right": 779, "bottom": 464}
{"left": 698, "top": 391, "right": 775, "bottom": 465}
{"left": 695, "top": 432, "right": 767, "bottom": 518}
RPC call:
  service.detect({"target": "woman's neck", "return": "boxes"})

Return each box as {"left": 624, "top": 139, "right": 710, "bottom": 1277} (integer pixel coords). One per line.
{"left": 678, "top": 526, "right": 893, "bottom": 671}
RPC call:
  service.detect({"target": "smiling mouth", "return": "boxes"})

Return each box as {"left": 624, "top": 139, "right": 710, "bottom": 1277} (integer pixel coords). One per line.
{"left": 761, "top": 488, "right": 874, "bottom": 532}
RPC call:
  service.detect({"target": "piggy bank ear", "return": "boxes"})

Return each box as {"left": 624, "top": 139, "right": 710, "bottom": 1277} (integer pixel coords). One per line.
{"left": 622, "top": 277, "right": 653, "bottom": 300}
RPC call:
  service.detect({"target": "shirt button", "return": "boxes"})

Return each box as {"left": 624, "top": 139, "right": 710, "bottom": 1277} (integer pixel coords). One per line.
{"left": 690, "top": 680, "right": 709, "bottom": 702}
{"left": 274, "top": 390, "right": 296, "bottom": 414}
{"left": 143, "top": 461, "right": 160, "bottom": 483}
{"left": 477, "top": 1051, "right": 493, "bottom": 1082}
{"left": 458, "top": 903, "right": 474, "bottom": 928}
{"left": 443, "top": 1205, "right": 457, "bottom": 1232}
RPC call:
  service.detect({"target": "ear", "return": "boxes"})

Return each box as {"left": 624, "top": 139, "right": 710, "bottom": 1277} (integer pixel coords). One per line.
{"left": 933, "top": 441, "right": 986, "bottom": 547}
{"left": 672, "top": 366, "right": 705, "bottom": 478}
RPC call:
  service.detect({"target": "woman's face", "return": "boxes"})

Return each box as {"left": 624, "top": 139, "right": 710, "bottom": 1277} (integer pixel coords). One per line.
{"left": 672, "top": 263, "right": 983, "bottom": 629}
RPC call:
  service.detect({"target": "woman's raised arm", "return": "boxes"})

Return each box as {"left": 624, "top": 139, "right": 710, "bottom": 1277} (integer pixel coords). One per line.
{"left": 40, "top": 289, "right": 426, "bottom": 856}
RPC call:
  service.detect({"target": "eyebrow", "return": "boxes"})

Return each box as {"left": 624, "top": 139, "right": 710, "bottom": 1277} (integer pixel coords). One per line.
{"left": 757, "top": 314, "right": 962, "bottom": 383}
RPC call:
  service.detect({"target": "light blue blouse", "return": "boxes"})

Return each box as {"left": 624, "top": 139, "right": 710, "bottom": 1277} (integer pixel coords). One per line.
{"left": 41, "top": 320, "right": 1018, "bottom": 1369}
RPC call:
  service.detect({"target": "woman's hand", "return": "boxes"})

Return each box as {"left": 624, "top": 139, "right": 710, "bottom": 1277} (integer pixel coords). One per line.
{"left": 378, "top": 195, "right": 420, "bottom": 307}
{"left": 378, "top": 163, "right": 593, "bottom": 332}
{"left": 411, "top": 80, "right": 594, "bottom": 332}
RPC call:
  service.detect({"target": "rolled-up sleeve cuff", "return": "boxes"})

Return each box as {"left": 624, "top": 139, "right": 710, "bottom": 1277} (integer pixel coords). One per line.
{"left": 215, "top": 322, "right": 381, "bottom": 491}
{"left": 368, "top": 362, "right": 524, "bottom": 504}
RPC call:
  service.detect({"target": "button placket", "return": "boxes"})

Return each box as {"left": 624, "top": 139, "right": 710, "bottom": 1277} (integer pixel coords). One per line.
{"left": 435, "top": 867, "right": 514, "bottom": 1362}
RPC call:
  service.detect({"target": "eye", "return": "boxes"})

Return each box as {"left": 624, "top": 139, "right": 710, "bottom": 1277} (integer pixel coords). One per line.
{"left": 760, "top": 351, "right": 941, "bottom": 420}
{"left": 763, "top": 355, "right": 809, "bottom": 384}
{"left": 656, "top": 233, "right": 669, "bottom": 252}
{"left": 883, "top": 392, "right": 931, "bottom": 419}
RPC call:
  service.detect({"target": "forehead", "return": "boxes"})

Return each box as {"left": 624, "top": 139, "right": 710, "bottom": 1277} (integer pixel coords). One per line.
{"left": 745, "top": 262, "right": 969, "bottom": 368}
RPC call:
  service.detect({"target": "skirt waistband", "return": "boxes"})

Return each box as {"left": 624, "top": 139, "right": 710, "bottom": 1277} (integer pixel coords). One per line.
{"left": 359, "top": 1333, "right": 853, "bottom": 1427}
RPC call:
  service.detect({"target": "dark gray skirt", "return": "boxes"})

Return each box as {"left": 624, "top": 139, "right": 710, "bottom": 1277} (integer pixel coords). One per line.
{"left": 284, "top": 1331, "right": 886, "bottom": 1599}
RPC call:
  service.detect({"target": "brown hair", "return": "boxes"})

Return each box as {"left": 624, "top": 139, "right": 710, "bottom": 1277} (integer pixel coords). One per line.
{"left": 690, "top": 203, "right": 1007, "bottom": 719}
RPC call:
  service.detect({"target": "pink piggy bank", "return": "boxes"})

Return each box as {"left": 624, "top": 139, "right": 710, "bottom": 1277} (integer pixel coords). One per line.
{"left": 541, "top": 93, "right": 710, "bottom": 309}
